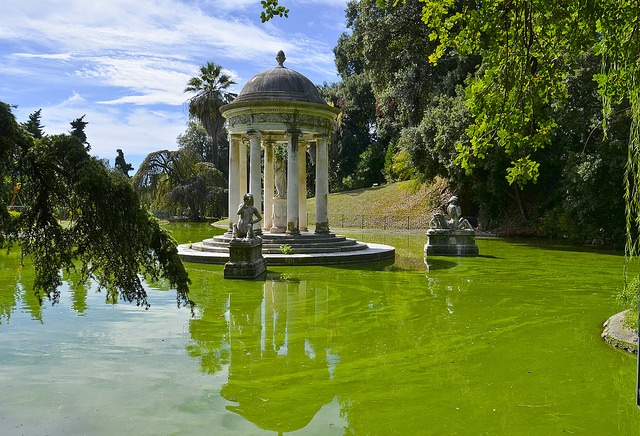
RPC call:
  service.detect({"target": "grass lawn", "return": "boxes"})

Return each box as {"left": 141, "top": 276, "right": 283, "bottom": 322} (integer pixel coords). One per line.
{"left": 310, "top": 177, "right": 449, "bottom": 218}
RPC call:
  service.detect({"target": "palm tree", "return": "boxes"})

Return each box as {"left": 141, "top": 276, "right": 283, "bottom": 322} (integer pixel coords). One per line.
{"left": 184, "top": 61, "right": 236, "bottom": 168}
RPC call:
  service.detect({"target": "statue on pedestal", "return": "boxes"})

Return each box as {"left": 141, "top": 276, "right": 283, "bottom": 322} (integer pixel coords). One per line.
{"left": 425, "top": 195, "right": 478, "bottom": 258}
{"left": 274, "top": 155, "right": 287, "bottom": 199}
{"left": 233, "top": 193, "right": 262, "bottom": 240}
{"left": 226, "top": 193, "right": 267, "bottom": 279}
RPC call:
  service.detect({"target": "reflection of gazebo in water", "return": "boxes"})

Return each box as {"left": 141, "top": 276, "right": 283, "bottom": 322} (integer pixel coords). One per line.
{"left": 178, "top": 51, "right": 395, "bottom": 266}
{"left": 219, "top": 279, "right": 336, "bottom": 433}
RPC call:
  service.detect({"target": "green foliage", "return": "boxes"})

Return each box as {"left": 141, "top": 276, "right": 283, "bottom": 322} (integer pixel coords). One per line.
{"left": 332, "top": 0, "right": 480, "bottom": 191}
{"left": 392, "top": 90, "right": 470, "bottom": 185}
{"left": 260, "top": 0, "right": 289, "bottom": 22}
{"left": 418, "top": 0, "right": 639, "bottom": 193}
{"left": 279, "top": 244, "right": 293, "bottom": 255}
{"left": 0, "top": 102, "right": 191, "bottom": 308}
{"left": 184, "top": 61, "right": 236, "bottom": 167}
{"left": 340, "top": 0, "right": 438, "bottom": 142}
{"left": 619, "top": 274, "right": 639, "bottom": 331}
{"left": 114, "top": 149, "right": 134, "bottom": 177}
{"left": 177, "top": 120, "right": 215, "bottom": 164}
{"left": 177, "top": 119, "right": 230, "bottom": 182}
{"left": 423, "top": 0, "right": 584, "bottom": 189}
{"left": 69, "top": 114, "right": 90, "bottom": 150}
{"left": 23, "top": 109, "right": 44, "bottom": 139}
{"left": 498, "top": 52, "right": 625, "bottom": 242}
{"left": 132, "top": 148, "right": 227, "bottom": 220}
{"left": 342, "top": 141, "right": 387, "bottom": 190}
{"left": 319, "top": 79, "right": 382, "bottom": 192}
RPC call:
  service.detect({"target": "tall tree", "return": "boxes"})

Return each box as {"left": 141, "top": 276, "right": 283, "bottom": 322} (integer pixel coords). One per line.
{"left": 114, "top": 149, "right": 134, "bottom": 177}
{"left": 0, "top": 102, "right": 191, "bottom": 308}
{"left": 417, "top": 0, "right": 638, "bottom": 189}
{"left": 320, "top": 78, "right": 381, "bottom": 191}
{"left": 70, "top": 114, "right": 90, "bottom": 151}
{"left": 330, "top": 0, "right": 478, "bottom": 189}
{"left": 23, "top": 109, "right": 44, "bottom": 139}
{"left": 184, "top": 62, "right": 236, "bottom": 167}
{"left": 177, "top": 119, "right": 215, "bottom": 163}
{"left": 132, "top": 148, "right": 227, "bottom": 220}
{"left": 177, "top": 119, "right": 229, "bottom": 180}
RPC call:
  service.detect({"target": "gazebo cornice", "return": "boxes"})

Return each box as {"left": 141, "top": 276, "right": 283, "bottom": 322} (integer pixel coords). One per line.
{"left": 220, "top": 100, "right": 340, "bottom": 118}
{"left": 221, "top": 101, "right": 339, "bottom": 137}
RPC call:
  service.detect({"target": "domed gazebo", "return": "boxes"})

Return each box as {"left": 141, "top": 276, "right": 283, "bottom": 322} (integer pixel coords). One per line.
{"left": 178, "top": 52, "right": 395, "bottom": 266}
{"left": 220, "top": 50, "right": 339, "bottom": 235}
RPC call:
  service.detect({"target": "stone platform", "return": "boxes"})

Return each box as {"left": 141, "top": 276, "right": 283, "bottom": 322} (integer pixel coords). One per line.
{"left": 178, "top": 231, "right": 396, "bottom": 266}
{"left": 424, "top": 229, "right": 479, "bottom": 257}
{"left": 224, "top": 238, "right": 266, "bottom": 279}
{"left": 602, "top": 310, "right": 638, "bottom": 354}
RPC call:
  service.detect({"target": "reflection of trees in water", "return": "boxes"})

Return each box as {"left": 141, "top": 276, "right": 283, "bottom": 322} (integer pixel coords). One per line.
{"left": 186, "top": 270, "right": 470, "bottom": 434}
{"left": 186, "top": 287, "right": 232, "bottom": 375}
{"left": 0, "top": 253, "right": 42, "bottom": 322}
{"left": 62, "top": 271, "right": 89, "bottom": 314}
{"left": 325, "top": 269, "right": 472, "bottom": 435}
{"left": 0, "top": 253, "right": 94, "bottom": 323}
{"left": 0, "top": 269, "right": 20, "bottom": 323}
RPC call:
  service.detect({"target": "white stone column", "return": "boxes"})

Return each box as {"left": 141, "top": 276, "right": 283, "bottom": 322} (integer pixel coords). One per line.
{"left": 315, "top": 136, "right": 330, "bottom": 234}
{"left": 263, "top": 143, "right": 274, "bottom": 231}
{"left": 239, "top": 140, "right": 247, "bottom": 198}
{"left": 298, "top": 141, "right": 307, "bottom": 231}
{"left": 228, "top": 135, "right": 241, "bottom": 232}
{"left": 247, "top": 131, "right": 262, "bottom": 233}
{"left": 286, "top": 131, "right": 300, "bottom": 235}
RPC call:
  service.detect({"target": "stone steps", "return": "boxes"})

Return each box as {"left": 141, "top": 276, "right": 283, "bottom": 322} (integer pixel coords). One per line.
{"left": 178, "top": 231, "right": 396, "bottom": 266}
{"left": 261, "top": 242, "right": 369, "bottom": 254}
{"left": 195, "top": 232, "right": 369, "bottom": 255}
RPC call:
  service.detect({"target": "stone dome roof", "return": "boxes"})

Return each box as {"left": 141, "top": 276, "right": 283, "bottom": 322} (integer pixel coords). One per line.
{"left": 231, "top": 51, "right": 327, "bottom": 105}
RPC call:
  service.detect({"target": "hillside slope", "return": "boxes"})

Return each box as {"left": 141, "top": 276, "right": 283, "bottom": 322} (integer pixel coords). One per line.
{"left": 213, "top": 178, "right": 452, "bottom": 231}
{"left": 309, "top": 177, "right": 451, "bottom": 219}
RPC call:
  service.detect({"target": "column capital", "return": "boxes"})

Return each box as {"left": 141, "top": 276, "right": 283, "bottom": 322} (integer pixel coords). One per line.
{"left": 245, "top": 130, "right": 262, "bottom": 139}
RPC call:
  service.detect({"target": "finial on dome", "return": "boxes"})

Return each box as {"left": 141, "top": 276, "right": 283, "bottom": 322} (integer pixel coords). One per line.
{"left": 276, "top": 50, "right": 286, "bottom": 67}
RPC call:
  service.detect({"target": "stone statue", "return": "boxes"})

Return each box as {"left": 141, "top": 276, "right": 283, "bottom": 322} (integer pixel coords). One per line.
{"left": 274, "top": 155, "right": 286, "bottom": 198}
{"left": 233, "top": 193, "right": 262, "bottom": 240}
{"left": 430, "top": 196, "right": 473, "bottom": 230}
{"left": 425, "top": 195, "right": 478, "bottom": 257}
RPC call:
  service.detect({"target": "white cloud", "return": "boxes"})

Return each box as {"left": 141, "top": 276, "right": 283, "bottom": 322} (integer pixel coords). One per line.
{"left": 15, "top": 94, "right": 186, "bottom": 169}
{"left": 78, "top": 56, "right": 194, "bottom": 106}
{"left": 13, "top": 52, "right": 74, "bottom": 61}
{"left": 1, "top": 0, "right": 286, "bottom": 61}
{"left": 0, "top": 0, "right": 307, "bottom": 100}
{"left": 1, "top": 0, "right": 348, "bottom": 167}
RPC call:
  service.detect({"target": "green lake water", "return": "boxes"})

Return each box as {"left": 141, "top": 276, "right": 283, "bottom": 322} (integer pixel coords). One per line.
{"left": 1, "top": 222, "right": 639, "bottom": 435}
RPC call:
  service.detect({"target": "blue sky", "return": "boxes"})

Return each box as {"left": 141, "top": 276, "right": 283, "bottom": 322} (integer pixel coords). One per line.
{"left": 0, "top": 0, "right": 349, "bottom": 170}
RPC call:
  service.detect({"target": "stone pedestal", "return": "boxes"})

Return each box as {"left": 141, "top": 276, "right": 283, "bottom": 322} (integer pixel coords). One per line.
{"left": 270, "top": 198, "right": 287, "bottom": 233}
{"left": 224, "top": 238, "right": 266, "bottom": 279}
{"left": 424, "top": 229, "right": 479, "bottom": 257}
